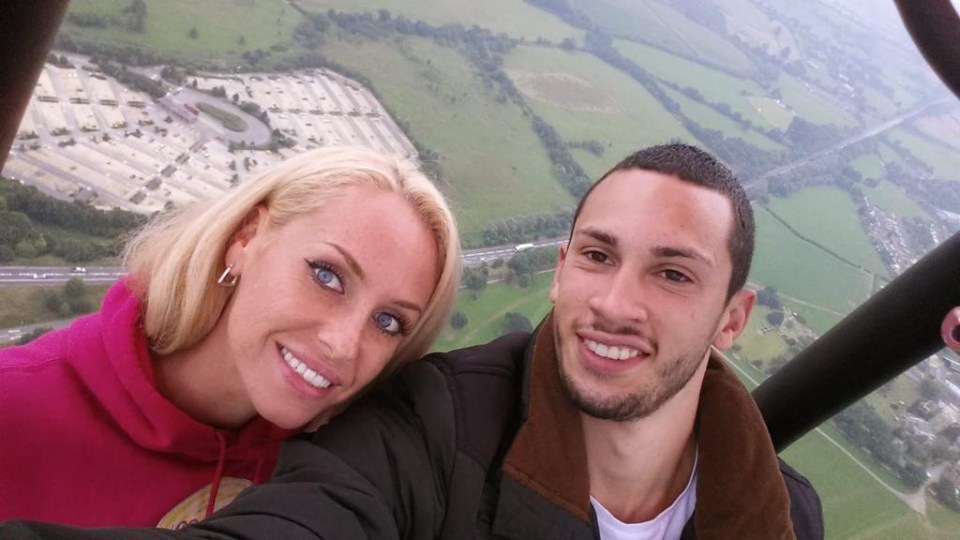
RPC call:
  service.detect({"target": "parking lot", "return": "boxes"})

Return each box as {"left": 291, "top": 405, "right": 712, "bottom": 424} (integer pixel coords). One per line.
{"left": 2, "top": 53, "right": 417, "bottom": 214}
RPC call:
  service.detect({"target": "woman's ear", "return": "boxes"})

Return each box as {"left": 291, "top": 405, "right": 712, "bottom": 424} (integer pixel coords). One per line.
{"left": 224, "top": 205, "right": 267, "bottom": 274}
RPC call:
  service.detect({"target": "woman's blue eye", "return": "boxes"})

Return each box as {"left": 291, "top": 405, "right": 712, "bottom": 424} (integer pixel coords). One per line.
{"left": 375, "top": 312, "right": 403, "bottom": 336}
{"left": 308, "top": 261, "right": 344, "bottom": 293}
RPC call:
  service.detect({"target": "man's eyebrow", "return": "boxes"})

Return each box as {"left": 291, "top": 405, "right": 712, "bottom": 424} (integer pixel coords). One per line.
{"left": 575, "top": 227, "right": 617, "bottom": 247}
{"left": 652, "top": 246, "right": 715, "bottom": 267}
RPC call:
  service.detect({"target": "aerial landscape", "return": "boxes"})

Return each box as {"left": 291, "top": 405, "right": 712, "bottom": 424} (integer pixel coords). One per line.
{"left": 1, "top": 0, "right": 960, "bottom": 537}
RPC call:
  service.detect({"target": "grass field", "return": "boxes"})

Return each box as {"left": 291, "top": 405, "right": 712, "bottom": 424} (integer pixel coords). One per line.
{"left": 570, "top": 0, "right": 698, "bottom": 60}
{"left": 715, "top": 0, "right": 799, "bottom": 60}
{"left": 196, "top": 102, "right": 247, "bottom": 132}
{"left": 727, "top": 355, "right": 960, "bottom": 539}
{"left": 886, "top": 128, "right": 960, "bottom": 181}
{"left": 851, "top": 154, "right": 885, "bottom": 180}
{"left": 299, "top": 0, "right": 582, "bottom": 43}
{"left": 748, "top": 96, "right": 793, "bottom": 130}
{"left": 318, "top": 33, "right": 574, "bottom": 237}
{"left": 765, "top": 186, "right": 888, "bottom": 276}
{"left": 751, "top": 205, "right": 873, "bottom": 315}
{"left": 642, "top": 0, "right": 755, "bottom": 74}
{"left": 778, "top": 73, "right": 859, "bottom": 129}
{"left": 661, "top": 85, "right": 786, "bottom": 153}
{"left": 736, "top": 304, "right": 789, "bottom": 362}
{"left": 0, "top": 283, "right": 109, "bottom": 329}
{"left": 863, "top": 180, "right": 928, "bottom": 219}
{"left": 614, "top": 38, "right": 771, "bottom": 129}
{"left": 433, "top": 272, "right": 554, "bottom": 352}
{"left": 503, "top": 46, "right": 700, "bottom": 165}
{"left": 64, "top": 0, "right": 303, "bottom": 58}
{"left": 913, "top": 109, "right": 960, "bottom": 151}
{"left": 781, "top": 299, "right": 843, "bottom": 335}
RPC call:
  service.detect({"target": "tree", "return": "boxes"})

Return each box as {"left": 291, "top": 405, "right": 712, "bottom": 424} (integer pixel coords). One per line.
{"left": 450, "top": 311, "right": 468, "bottom": 330}
{"left": 517, "top": 273, "right": 532, "bottom": 288}
{"left": 766, "top": 310, "right": 785, "bottom": 327}
{"left": 64, "top": 277, "right": 87, "bottom": 298}
{"left": 502, "top": 312, "right": 532, "bottom": 334}
{"left": 463, "top": 266, "right": 488, "bottom": 292}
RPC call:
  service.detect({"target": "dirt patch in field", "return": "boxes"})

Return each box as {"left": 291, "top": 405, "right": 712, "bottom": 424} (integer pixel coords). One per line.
{"left": 507, "top": 70, "right": 619, "bottom": 113}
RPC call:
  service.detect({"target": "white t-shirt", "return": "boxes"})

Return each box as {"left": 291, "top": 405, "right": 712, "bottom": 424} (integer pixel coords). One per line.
{"left": 590, "top": 452, "right": 698, "bottom": 540}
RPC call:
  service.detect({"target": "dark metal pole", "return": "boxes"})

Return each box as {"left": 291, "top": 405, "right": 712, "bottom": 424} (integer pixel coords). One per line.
{"left": 893, "top": 0, "right": 960, "bottom": 99}
{"left": 0, "top": 1, "right": 71, "bottom": 169}
{"left": 754, "top": 232, "right": 960, "bottom": 452}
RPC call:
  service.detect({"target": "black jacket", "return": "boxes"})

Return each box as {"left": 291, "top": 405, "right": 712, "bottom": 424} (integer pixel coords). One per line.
{"left": 0, "top": 321, "right": 823, "bottom": 539}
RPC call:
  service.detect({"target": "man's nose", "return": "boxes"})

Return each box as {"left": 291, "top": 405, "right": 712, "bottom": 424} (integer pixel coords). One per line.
{"left": 587, "top": 270, "right": 649, "bottom": 324}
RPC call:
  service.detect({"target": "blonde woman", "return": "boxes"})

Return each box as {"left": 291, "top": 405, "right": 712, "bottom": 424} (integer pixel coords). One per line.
{"left": 0, "top": 147, "right": 460, "bottom": 529}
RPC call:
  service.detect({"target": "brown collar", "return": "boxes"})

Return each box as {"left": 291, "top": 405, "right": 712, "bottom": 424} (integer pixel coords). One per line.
{"left": 502, "top": 313, "right": 795, "bottom": 539}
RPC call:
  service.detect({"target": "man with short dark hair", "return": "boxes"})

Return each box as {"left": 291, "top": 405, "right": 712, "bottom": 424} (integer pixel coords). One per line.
{"left": 1, "top": 144, "right": 823, "bottom": 539}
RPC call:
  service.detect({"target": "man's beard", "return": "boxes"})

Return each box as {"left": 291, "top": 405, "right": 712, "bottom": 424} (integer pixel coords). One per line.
{"left": 555, "top": 325, "right": 710, "bottom": 422}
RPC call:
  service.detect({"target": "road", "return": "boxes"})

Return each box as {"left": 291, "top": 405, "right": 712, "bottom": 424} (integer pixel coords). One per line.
{"left": 750, "top": 97, "right": 954, "bottom": 185}
{"left": 0, "top": 266, "right": 126, "bottom": 285}
{"left": 0, "top": 239, "right": 569, "bottom": 287}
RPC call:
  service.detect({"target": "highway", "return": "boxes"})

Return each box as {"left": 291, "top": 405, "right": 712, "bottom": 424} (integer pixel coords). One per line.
{"left": 0, "top": 266, "right": 126, "bottom": 285}
{"left": 0, "top": 238, "right": 568, "bottom": 286}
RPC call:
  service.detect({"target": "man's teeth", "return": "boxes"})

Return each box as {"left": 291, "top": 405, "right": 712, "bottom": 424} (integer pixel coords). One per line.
{"left": 584, "top": 339, "right": 640, "bottom": 361}
{"left": 281, "top": 347, "right": 331, "bottom": 389}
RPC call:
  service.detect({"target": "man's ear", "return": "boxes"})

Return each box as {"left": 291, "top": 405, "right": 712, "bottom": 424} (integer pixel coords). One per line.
{"left": 549, "top": 243, "right": 568, "bottom": 305}
{"left": 224, "top": 205, "right": 267, "bottom": 274}
{"left": 711, "top": 288, "right": 756, "bottom": 351}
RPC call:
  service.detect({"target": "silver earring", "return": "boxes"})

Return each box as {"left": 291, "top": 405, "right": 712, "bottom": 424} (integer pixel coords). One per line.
{"left": 217, "top": 265, "right": 239, "bottom": 287}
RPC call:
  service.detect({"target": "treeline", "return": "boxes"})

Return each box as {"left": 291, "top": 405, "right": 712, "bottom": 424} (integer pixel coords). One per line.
{"left": 471, "top": 210, "right": 573, "bottom": 248}
{"left": 0, "top": 178, "right": 144, "bottom": 262}
{"left": 95, "top": 58, "right": 168, "bottom": 99}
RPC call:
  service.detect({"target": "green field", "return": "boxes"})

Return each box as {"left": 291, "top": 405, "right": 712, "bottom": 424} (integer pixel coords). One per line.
{"left": 642, "top": 0, "right": 755, "bottom": 74}
{"left": 778, "top": 73, "right": 859, "bottom": 128}
{"left": 863, "top": 180, "right": 928, "bottom": 219}
{"left": 726, "top": 355, "right": 960, "bottom": 539}
{"left": 750, "top": 205, "right": 873, "bottom": 315}
{"left": 0, "top": 283, "right": 109, "bottom": 329}
{"left": 572, "top": 0, "right": 754, "bottom": 75}
{"left": 661, "top": 85, "right": 785, "bottom": 153}
{"left": 614, "top": 38, "right": 772, "bottom": 128}
{"left": 318, "top": 33, "right": 574, "bottom": 237}
{"left": 781, "top": 299, "right": 843, "bottom": 335}
{"left": 860, "top": 85, "right": 903, "bottom": 121}
{"left": 715, "top": 0, "right": 799, "bottom": 59}
{"left": 765, "top": 186, "right": 888, "bottom": 276}
{"left": 299, "top": 0, "right": 582, "bottom": 43}
{"left": 736, "top": 304, "right": 789, "bottom": 361}
{"left": 503, "top": 46, "right": 700, "bottom": 167}
{"left": 433, "top": 272, "right": 555, "bottom": 352}
{"left": 64, "top": 0, "right": 303, "bottom": 59}
{"left": 851, "top": 154, "right": 886, "bottom": 181}
{"left": 886, "top": 128, "right": 960, "bottom": 181}
{"left": 570, "top": 0, "right": 698, "bottom": 60}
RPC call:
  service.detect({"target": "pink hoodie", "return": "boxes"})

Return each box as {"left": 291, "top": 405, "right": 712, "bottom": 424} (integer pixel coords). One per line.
{"left": 0, "top": 281, "right": 293, "bottom": 527}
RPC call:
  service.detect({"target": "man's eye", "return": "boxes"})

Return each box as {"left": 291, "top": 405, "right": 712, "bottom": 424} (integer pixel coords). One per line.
{"left": 308, "top": 260, "right": 344, "bottom": 293}
{"left": 585, "top": 250, "right": 608, "bottom": 263}
{"left": 663, "top": 269, "right": 691, "bottom": 283}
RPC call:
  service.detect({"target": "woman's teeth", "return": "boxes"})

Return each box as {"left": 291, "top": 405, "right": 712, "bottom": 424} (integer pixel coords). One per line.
{"left": 281, "top": 347, "right": 331, "bottom": 389}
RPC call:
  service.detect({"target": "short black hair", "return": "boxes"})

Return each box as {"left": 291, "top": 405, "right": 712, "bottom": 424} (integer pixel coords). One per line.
{"left": 569, "top": 143, "right": 754, "bottom": 300}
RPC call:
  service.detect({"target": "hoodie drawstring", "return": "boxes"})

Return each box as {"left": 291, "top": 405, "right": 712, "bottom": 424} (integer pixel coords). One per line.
{"left": 205, "top": 431, "right": 228, "bottom": 518}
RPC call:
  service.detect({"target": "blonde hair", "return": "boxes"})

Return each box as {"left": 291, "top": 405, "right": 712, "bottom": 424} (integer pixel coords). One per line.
{"left": 124, "top": 146, "right": 460, "bottom": 366}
